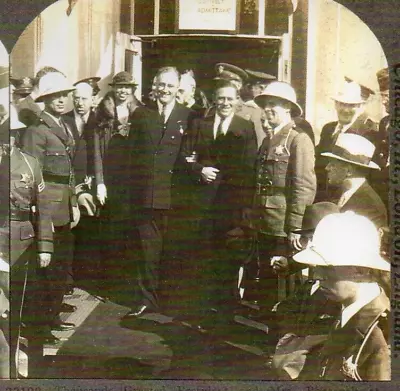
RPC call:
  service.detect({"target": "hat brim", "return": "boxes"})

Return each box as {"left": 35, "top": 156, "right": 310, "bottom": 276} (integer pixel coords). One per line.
{"left": 73, "top": 77, "right": 101, "bottom": 86}
{"left": 254, "top": 93, "right": 303, "bottom": 117}
{"left": 35, "top": 87, "right": 76, "bottom": 102}
{"left": 331, "top": 96, "right": 365, "bottom": 105}
{"left": 321, "top": 151, "right": 380, "bottom": 170}
{"left": 109, "top": 82, "right": 138, "bottom": 86}
{"left": 293, "top": 246, "right": 390, "bottom": 271}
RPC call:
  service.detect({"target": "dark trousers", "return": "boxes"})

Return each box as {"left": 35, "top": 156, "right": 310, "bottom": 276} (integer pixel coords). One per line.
{"left": 134, "top": 208, "right": 169, "bottom": 310}
{"left": 244, "top": 234, "right": 287, "bottom": 310}
{"left": 24, "top": 225, "right": 73, "bottom": 329}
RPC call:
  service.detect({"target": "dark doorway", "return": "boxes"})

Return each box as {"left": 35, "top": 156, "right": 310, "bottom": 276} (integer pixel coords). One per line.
{"left": 139, "top": 35, "right": 281, "bottom": 101}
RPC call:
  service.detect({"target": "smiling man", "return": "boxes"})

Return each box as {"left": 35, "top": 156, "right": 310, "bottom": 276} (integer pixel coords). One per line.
{"left": 179, "top": 79, "right": 257, "bottom": 323}
{"left": 125, "top": 66, "right": 194, "bottom": 319}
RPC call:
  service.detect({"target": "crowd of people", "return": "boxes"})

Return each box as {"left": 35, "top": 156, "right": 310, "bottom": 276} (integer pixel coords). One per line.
{"left": 3, "top": 60, "right": 392, "bottom": 380}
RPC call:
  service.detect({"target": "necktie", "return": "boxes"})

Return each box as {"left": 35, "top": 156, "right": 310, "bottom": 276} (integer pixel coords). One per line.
{"left": 160, "top": 105, "right": 167, "bottom": 124}
{"left": 216, "top": 118, "right": 225, "bottom": 139}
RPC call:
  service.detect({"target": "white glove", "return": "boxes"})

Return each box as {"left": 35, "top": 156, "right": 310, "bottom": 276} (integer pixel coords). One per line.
{"left": 38, "top": 253, "right": 51, "bottom": 268}
{"left": 97, "top": 184, "right": 107, "bottom": 205}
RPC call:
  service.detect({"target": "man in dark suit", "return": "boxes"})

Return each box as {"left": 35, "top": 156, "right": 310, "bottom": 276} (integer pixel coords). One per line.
{"left": 181, "top": 79, "right": 258, "bottom": 321}
{"left": 63, "top": 81, "right": 99, "bottom": 291}
{"left": 315, "top": 79, "right": 378, "bottom": 201}
{"left": 124, "top": 67, "right": 194, "bottom": 318}
{"left": 322, "top": 133, "right": 387, "bottom": 230}
{"left": 21, "top": 72, "right": 78, "bottom": 335}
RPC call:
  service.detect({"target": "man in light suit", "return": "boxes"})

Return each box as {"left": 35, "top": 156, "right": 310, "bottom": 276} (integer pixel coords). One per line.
{"left": 124, "top": 67, "right": 194, "bottom": 318}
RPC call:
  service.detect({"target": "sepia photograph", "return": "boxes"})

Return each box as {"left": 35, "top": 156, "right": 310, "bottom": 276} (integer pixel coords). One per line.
{"left": 1, "top": 0, "right": 398, "bottom": 387}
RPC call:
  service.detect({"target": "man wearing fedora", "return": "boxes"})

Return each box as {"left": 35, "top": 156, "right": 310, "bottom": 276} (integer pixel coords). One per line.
{"left": 315, "top": 79, "right": 378, "bottom": 201}
{"left": 125, "top": 66, "right": 194, "bottom": 318}
{"left": 322, "top": 133, "right": 387, "bottom": 229}
{"left": 93, "top": 71, "right": 143, "bottom": 292}
{"left": 21, "top": 72, "right": 79, "bottom": 336}
{"left": 293, "top": 211, "right": 390, "bottom": 380}
{"left": 246, "top": 81, "right": 316, "bottom": 311}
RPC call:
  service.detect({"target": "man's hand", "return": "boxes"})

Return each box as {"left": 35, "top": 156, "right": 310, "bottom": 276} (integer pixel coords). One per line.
{"left": 271, "top": 256, "right": 289, "bottom": 275}
{"left": 201, "top": 167, "right": 219, "bottom": 183}
{"left": 38, "top": 253, "right": 51, "bottom": 268}
{"left": 288, "top": 232, "right": 302, "bottom": 251}
{"left": 97, "top": 184, "right": 107, "bottom": 205}
{"left": 72, "top": 205, "right": 81, "bottom": 226}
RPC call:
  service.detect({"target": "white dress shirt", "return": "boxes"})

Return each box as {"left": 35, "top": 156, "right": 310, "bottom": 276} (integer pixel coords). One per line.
{"left": 74, "top": 110, "right": 90, "bottom": 136}
{"left": 213, "top": 113, "right": 234, "bottom": 139}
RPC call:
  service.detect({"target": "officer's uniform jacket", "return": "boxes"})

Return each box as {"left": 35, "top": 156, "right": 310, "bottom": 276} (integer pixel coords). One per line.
{"left": 9, "top": 148, "right": 53, "bottom": 261}
{"left": 129, "top": 103, "right": 194, "bottom": 211}
{"left": 304, "top": 291, "right": 390, "bottom": 381}
{"left": 254, "top": 121, "right": 316, "bottom": 236}
{"left": 21, "top": 111, "right": 77, "bottom": 228}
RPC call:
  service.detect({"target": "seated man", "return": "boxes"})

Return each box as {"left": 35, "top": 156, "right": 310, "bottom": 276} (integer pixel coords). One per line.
{"left": 293, "top": 211, "right": 390, "bottom": 381}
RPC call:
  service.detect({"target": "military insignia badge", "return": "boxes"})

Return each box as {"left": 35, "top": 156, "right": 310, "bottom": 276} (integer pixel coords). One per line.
{"left": 341, "top": 355, "right": 358, "bottom": 380}
{"left": 20, "top": 173, "right": 33, "bottom": 187}
{"left": 177, "top": 121, "right": 185, "bottom": 135}
{"left": 217, "top": 65, "right": 224, "bottom": 74}
{"left": 274, "top": 145, "right": 285, "bottom": 155}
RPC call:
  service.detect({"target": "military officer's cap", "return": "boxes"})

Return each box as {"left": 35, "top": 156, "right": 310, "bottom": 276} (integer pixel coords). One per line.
{"left": 214, "top": 63, "right": 248, "bottom": 83}
{"left": 74, "top": 76, "right": 101, "bottom": 96}
{"left": 245, "top": 69, "right": 276, "bottom": 84}
{"left": 344, "top": 76, "right": 375, "bottom": 100}
{"left": 376, "top": 67, "right": 389, "bottom": 93}
{"left": 11, "top": 77, "right": 34, "bottom": 96}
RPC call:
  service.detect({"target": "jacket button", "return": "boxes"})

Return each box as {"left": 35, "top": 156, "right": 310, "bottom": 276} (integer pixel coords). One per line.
{"left": 169, "top": 170, "right": 173, "bottom": 174}
{"left": 171, "top": 136, "right": 175, "bottom": 139}
{"left": 379, "top": 153, "right": 384, "bottom": 157}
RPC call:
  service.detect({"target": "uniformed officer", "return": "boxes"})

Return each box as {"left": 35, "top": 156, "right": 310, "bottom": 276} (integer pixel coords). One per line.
{"left": 246, "top": 81, "right": 316, "bottom": 310}
{"left": 294, "top": 212, "right": 390, "bottom": 380}
{"left": 6, "top": 105, "right": 54, "bottom": 377}
{"left": 244, "top": 69, "right": 276, "bottom": 107}
{"left": 21, "top": 72, "right": 79, "bottom": 335}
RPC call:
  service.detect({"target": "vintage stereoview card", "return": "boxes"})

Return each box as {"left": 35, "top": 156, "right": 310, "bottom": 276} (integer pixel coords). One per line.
{"left": 3, "top": 0, "right": 400, "bottom": 390}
